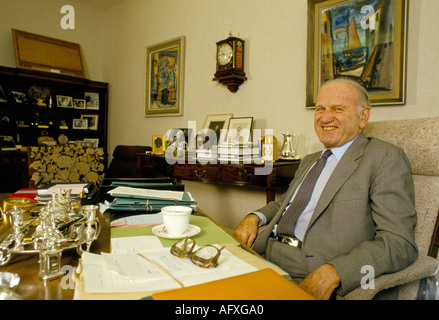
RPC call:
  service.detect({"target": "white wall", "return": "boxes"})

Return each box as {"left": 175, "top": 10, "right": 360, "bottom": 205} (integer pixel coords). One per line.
{"left": 1, "top": 0, "right": 439, "bottom": 230}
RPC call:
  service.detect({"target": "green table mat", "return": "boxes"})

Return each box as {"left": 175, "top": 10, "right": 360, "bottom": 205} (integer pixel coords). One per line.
{"left": 111, "top": 215, "right": 239, "bottom": 248}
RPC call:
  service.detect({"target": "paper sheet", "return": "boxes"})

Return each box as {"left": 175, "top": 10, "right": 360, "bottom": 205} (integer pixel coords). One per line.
{"left": 110, "top": 213, "right": 164, "bottom": 228}
{"left": 108, "top": 186, "right": 185, "bottom": 201}
{"left": 110, "top": 235, "right": 163, "bottom": 254}
{"left": 82, "top": 246, "right": 258, "bottom": 293}
{"left": 82, "top": 252, "right": 180, "bottom": 293}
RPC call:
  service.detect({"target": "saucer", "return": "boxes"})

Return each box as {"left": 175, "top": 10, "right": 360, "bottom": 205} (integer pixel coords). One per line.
{"left": 151, "top": 224, "right": 201, "bottom": 239}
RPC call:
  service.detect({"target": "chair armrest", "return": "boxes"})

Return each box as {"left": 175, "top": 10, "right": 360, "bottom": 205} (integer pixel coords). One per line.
{"left": 338, "top": 255, "right": 439, "bottom": 300}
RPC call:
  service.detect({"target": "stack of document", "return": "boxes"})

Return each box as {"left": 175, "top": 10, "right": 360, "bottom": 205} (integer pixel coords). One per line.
{"left": 217, "top": 142, "right": 262, "bottom": 163}
{"left": 35, "top": 182, "right": 97, "bottom": 204}
{"left": 107, "top": 186, "right": 197, "bottom": 212}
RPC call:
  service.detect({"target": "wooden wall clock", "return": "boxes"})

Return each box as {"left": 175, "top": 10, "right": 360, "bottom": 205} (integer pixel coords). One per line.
{"left": 213, "top": 34, "right": 247, "bottom": 93}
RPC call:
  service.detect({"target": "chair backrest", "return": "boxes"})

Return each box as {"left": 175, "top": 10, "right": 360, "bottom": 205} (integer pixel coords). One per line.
{"left": 363, "top": 117, "right": 439, "bottom": 257}
{"left": 27, "top": 145, "right": 105, "bottom": 188}
{"left": 106, "top": 145, "right": 151, "bottom": 178}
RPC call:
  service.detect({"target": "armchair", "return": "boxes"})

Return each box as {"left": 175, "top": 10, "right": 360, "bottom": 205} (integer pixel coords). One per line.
{"left": 340, "top": 117, "right": 439, "bottom": 299}
{"left": 106, "top": 145, "right": 151, "bottom": 178}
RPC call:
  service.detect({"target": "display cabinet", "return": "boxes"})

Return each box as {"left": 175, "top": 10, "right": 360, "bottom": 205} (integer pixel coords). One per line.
{"left": 0, "top": 65, "right": 108, "bottom": 150}
{"left": 0, "top": 65, "right": 109, "bottom": 192}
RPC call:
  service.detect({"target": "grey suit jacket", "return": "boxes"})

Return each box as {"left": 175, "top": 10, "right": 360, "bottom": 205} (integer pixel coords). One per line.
{"left": 253, "top": 134, "right": 418, "bottom": 296}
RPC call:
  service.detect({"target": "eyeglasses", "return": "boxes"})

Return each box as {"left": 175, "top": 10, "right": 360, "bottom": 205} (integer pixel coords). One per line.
{"left": 170, "top": 237, "right": 224, "bottom": 268}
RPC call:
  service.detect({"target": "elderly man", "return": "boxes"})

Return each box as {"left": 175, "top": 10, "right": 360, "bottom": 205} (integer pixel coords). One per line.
{"left": 234, "top": 78, "right": 418, "bottom": 299}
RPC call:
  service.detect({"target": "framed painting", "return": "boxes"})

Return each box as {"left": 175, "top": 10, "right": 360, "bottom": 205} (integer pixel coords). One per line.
{"left": 145, "top": 36, "right": 185, "bottom": 117}
{"left": 306, "top": 0, "right": 408, "bottom": 108}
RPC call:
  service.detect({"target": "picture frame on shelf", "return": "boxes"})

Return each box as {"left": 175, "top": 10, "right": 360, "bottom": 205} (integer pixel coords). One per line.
{"left": 145, "top": 36, "right": 185, "bottom": 117}
{"left": 84, "top": 138, "right": 99, "bottom": 148}
{"left": 57, "top": 95, "right": 73, "bottom": 108}
{"left": 81, "top": 114, "right": 98, "bottom": 130}
{"left": 76, "top": 140, "right": 91, "bottom": 147}
{"left": 203, "top": 113, "right": 233, "bottom": 144}
{"left": 85, "top": 92, "right": 99, "bottom": 110}
{"left": 72, "top": 118, "right": 88, "bottom": 130}
{"left": 226, "top": 117, "right": 253, "bottom": 144}
{"left": 152, "top": 135, "right": 167, "bottom": 154}
{"left": 306, "top": 0, "right": 408, "bottom": 108}
{"left": 73, "top": 99, "right": 86, "bottom": 109}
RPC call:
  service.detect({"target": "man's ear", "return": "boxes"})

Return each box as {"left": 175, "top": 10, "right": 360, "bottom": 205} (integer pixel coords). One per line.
{"left": 360, "top": 106, "right": 371, "bottom": 129}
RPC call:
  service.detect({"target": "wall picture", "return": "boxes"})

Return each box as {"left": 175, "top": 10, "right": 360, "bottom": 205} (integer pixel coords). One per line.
{"left": 145, "top": 36, "right": 185, "bottom": 117}
{"left": 306, "top": 0, "right": 408, "bottom": 107}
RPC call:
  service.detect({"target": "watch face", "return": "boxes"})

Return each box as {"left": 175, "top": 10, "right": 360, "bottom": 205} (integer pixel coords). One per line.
{"left": 217, "top": 43, "right": 233, "bottom": 66}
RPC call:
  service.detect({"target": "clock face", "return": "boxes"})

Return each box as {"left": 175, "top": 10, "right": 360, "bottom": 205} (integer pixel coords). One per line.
{"left": 217, "top": 43, "right": 233, "bottom": 66}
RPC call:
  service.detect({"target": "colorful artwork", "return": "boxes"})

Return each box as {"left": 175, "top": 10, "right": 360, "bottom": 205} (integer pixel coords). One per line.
{"left": 307, "top": 0, "right": 407, "bottom": 107}
{"left": 145, "top": 37, "right": 185, "bottom": 117}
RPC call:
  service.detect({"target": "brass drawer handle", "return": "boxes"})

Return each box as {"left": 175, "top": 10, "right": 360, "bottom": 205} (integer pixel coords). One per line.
{"left": 239, "top": 169, "right": 253, "bottom": 181}
{"left": 194, "top": 169, "right": 207, "bottom": 178}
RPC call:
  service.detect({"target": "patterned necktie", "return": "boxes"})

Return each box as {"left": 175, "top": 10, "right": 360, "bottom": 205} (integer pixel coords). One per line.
{"left": 276, "top": 149, "right": 332, "bottom": 237}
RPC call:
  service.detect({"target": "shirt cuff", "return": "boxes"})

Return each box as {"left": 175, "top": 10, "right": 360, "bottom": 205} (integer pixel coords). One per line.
{"left": 251, "top": 211, "right": 267, "bottom": 227}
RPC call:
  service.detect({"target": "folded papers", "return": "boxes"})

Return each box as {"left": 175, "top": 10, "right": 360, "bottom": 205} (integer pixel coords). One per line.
{"left": 107, "top": 186, "right": 197, "bottom": 212}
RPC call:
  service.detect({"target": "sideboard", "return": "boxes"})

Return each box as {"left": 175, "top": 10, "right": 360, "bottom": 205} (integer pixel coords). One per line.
{"left": 136, "top": 153, "right": 300, "bottom": 203}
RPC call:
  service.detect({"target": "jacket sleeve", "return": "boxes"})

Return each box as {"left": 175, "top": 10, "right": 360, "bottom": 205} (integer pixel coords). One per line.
{"left": 330, "top": 146, "right": 418, "bottom": 296}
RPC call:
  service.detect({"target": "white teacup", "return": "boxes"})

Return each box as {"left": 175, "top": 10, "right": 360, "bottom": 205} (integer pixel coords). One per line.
{"left": 161, "top": 206, "right": 192, "bottom": 235}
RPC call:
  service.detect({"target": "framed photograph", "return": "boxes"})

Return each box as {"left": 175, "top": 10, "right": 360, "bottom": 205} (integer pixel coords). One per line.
{"left": 11, "top": 91, "right": 27, "bottom": 104}
{"left": 145, "top": 36, "right": 185, "bottom": 117}
{"left": 76, "top": 140, "right": 91, "bottom": 147}
{"left": 85, "top": 92, "right": 99, "bottom": 110}
{"left": 72, "top": 118, "right": 88, "bottom": 130}
{"left": 226, "top": 117, "right": 253, "bottom": 144}
{"left": 81, "top": 114, "right": 98, "bottom": 130}
{"left": 203, "top": 114, "right": 233, "bottom": 144}
{"left": 306, "top": 0, "right": 408, "bottom": 107}
{"left": 84, "top": 138, "right": 99, "bottom": 148}
{"left": 73, "top": 99, "right": 86, "bottom": 109}
{"left": 57, "top": 95, "right": 73, "bottom": 108}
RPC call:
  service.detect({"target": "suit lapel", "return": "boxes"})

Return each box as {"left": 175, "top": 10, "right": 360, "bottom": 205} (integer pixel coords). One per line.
{"left": 307, "top": 134, "right": 368, "bottom": 229}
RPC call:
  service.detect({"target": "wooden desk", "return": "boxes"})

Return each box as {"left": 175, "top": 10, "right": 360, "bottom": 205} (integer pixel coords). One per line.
{"left": 0, "top": 192, "right": 249, "bottom": 300}
{"left": 137, "top": 153, "right": 300, "bottom": 203}
{"left": 0, "top": 195, "right": 110, "bottom": 300}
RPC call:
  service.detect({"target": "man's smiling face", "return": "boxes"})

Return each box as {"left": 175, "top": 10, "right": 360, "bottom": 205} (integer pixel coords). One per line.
{"left": 314, "top": 81, "right": 370, "bottom": 149}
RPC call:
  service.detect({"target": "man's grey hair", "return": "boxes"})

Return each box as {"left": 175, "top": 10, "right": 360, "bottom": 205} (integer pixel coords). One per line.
{"left": 321, "top": 78, "right": 371, "bottom": 115}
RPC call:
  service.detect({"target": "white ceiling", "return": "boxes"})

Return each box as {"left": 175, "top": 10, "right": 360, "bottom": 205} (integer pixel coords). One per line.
{"left": 73, "top": 0, "right": 123, "bottom": 10}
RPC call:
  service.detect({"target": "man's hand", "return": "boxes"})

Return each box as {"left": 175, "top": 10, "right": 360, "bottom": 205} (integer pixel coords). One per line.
{"left": 233, "top": 214, "right": 261, "bottom": 247}
{"left": 299, "top": 264, "right": 341, "bottom": 300}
